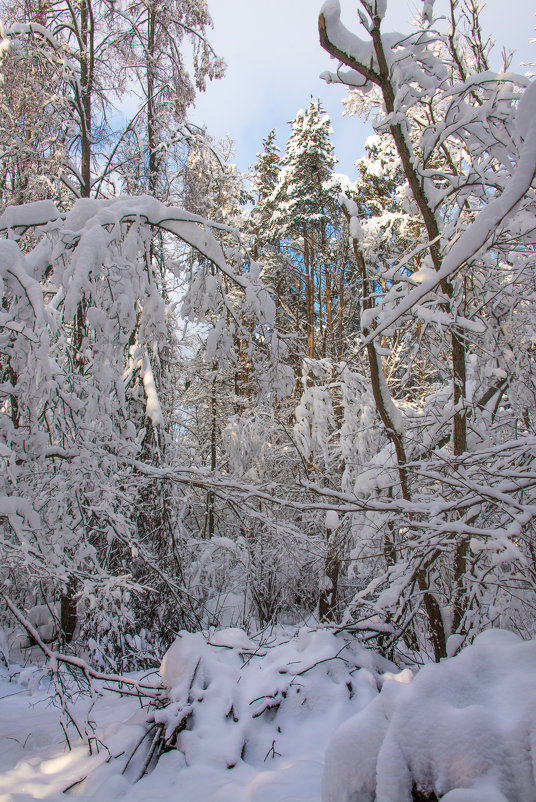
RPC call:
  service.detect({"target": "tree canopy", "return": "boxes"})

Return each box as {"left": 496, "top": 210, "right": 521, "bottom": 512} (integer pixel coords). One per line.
{"left": 1, "top": 0, "right": 535, "bottom": 672}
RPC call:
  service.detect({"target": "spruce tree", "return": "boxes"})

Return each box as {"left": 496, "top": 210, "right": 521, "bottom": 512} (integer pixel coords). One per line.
{"left": 267, "top": 101, "right": 343, "bottom": 360}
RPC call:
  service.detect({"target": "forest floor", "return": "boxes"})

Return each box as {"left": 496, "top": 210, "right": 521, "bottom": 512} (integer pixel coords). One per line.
{"left": 0, "top": 666, "right": 326, "bottom": 802}
{"left": 1, "top": 626, "right": 534, "bottom": 802}
{"left": 0, "top": 626, "right": 364, "bottom": 802}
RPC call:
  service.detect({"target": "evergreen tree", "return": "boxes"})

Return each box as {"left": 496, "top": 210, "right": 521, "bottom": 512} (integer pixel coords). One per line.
{"left": 268, "top": 101, "right": 340, "bottom": 360}
{"left": 249, "top": 129, "right": 281, "bottom": 258}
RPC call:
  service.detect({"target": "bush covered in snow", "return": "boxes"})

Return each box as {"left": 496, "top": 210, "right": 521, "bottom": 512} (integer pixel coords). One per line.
{"left": 322, "top": 630, "right": 536, "bottom": 802}
{"left": 151, "top": 626, "right": 395, "bottom": 776}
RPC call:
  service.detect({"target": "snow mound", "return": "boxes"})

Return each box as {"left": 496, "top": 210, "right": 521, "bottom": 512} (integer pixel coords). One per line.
{"left": 322, "top": 630, "right": 536, "bottom": 802}
{"left": 156, "top": 627, "right": 394, "bottom": 774}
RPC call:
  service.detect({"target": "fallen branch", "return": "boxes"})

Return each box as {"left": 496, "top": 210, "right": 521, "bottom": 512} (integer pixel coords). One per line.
{"left": 2, "top": 594, "right": 163, "bottom": 698}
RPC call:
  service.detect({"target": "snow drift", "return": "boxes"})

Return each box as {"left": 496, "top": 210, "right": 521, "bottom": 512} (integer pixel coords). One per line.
{"left": 3, "top": 627, "right": 536, "bottom": 801}
{"left": 323, "top": 629, "right": 536, "bottom": 802}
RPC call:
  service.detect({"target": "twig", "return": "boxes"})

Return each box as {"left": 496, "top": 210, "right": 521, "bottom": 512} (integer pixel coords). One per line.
{"left": 2, "top": 594, "right": 163, "bottom": 697}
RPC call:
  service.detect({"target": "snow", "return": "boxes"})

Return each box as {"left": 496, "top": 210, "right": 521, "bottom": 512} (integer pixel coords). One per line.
{"left": 363, "top": 78, "right": 536, "bottom": 347}
{"left": 0, "top": 199, "right": 60, "bottom": 231}
{"left": 141, "top": 353, "right": 163, "bottom": 427}
{"left": 410, "top": 266, "right": 436, "bottom": 284}
{"left": 2, "top": 628, "right": 536, "bottom": 802}
{"left": 515, "top": 76, "right": 536, "bottom": 141}
{"left": 160, "top": 631, "right": 208, "bottom": 700}
{"left": 0, "top": 626, "right": 393, "bottom": 802}
{"left": 1, "top": 9, "right": 536, "bottom": 802}
{"left": 26, "top": 603, "right": 60, "bottom": 644}
{"left": 376, "top": 356, "right": 405, "bottom": 435}
{"left": 325, "top": 510, "right": 340, "bottom": 531}
{"left": 319, "top": 0, "right": 376, "bottom": 71}
{"left": 440, "top": 82, "right": 536, "bottom": 273}
{"left": 375, "top": 1, "right": 387, "bottom": 20}
{"left": 349, "top": 216, "right": 362, "bottom": 240}
{"left": 323, "top": 629, "right": 536, "bottom": 802}
{"left": 209, "top": 627, "right": 255, "bottom": 649}
{"left": 422, "top": 0, "right": 436, "bottom": 24}
{"left": 414, "top": 305, "right": 487, "bottom": 333}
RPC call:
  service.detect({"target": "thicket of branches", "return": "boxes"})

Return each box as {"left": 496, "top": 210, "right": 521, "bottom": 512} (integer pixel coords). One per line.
{"left": 1, "top": 0, "right": 536, "bottom": 668}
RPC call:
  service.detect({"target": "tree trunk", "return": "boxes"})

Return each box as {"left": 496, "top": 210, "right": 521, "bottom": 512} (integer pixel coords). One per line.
{"left": 304, "top": 224, "right": 315, "bottom": 359}
{"left": 60, "top": 578, "right": 78, "bottom": 643}
{"left": 349, "top": 224, "right": 447, "bottom": 660}
{"left": 79, "top": 0, "right": 93, "bottom": 198}
{"left": 319, "top": 526, "right": 341, "bottom": 623}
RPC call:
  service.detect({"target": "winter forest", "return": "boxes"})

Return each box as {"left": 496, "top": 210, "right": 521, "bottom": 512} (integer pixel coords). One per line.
{"left": 1, "top": 0, "right": 536, "bottom": 799}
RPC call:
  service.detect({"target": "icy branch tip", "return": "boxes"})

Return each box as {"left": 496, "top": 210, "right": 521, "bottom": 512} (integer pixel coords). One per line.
{"left": 375, "top": 1, "right": 387, "bottom": 20}
{"left": 421, "top": 0, "right": 436, "bottom": 23}
{"left": 320, "top": 70, "right": 339, "bottom": 83}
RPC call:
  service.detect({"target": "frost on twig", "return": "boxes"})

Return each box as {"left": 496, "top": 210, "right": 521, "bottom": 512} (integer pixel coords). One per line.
{"left": 2, "top": 593, "right": 163, "bottom": 750}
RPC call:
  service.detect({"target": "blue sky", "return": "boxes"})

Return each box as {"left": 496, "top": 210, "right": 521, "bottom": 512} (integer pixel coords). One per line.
{"left": 190, "top": 0, "right": 536, "bottom": 180}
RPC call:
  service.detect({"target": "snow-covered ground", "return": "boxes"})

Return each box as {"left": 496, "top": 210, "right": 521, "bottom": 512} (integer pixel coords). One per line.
{"left": 0, "top": 627, "right": 391, "bottom": 802}
{"left": 1, "top": 628, "right": 535, "bottom": 802}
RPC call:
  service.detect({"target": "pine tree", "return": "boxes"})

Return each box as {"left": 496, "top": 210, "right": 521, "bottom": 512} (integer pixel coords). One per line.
{"left": 268, "top": 101, "right": 340, "bottom": 360}
{"left": 249, "top": 129, "right": 281, "bottom": 258}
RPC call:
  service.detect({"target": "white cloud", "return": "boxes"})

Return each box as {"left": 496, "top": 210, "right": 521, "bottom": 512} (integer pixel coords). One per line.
{"left": 191, "top": 0, "right": 536, "bottom": 177}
